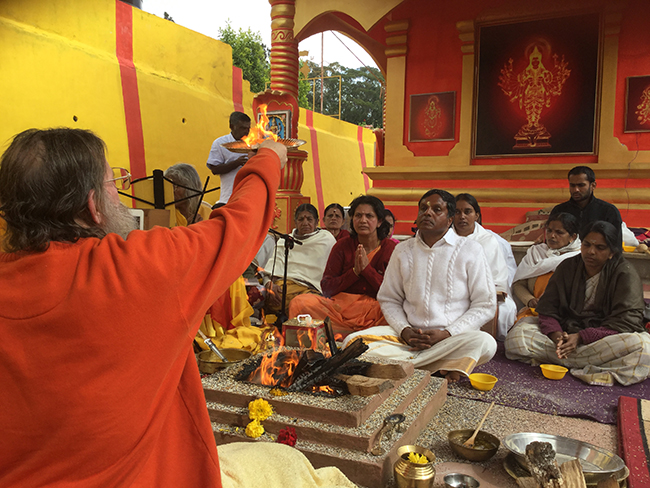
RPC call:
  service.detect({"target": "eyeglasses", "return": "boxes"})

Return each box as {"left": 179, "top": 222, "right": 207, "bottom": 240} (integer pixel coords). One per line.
{"left": 106, "top": 167, "right": 131, "bottom": 191}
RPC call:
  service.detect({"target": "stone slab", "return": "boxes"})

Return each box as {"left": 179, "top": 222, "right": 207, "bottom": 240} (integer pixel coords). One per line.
{"left": 212, "top": 376, "right": 447, "bottom": 487}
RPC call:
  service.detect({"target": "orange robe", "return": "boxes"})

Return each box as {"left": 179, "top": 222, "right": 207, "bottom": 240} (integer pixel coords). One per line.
{"left": 0, "top": 148, "right": 280, "bottom": 487}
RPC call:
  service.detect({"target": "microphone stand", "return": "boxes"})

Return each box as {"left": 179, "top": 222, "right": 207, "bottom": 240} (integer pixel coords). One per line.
{"left": 267, "top": 228, "right": 302, "bottom": 330}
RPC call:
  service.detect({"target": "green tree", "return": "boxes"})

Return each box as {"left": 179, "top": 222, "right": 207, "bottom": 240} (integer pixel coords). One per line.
{"left": 301, "top": 61, "right": 384, "bottom": 128}
{"left": 218, "top": 21, "right": 270, "bottom": 93}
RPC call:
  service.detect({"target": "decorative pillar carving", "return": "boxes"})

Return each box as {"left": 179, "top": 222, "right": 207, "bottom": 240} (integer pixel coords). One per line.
{"left": 256, "top": 0, "right": 308, "bottom": 233}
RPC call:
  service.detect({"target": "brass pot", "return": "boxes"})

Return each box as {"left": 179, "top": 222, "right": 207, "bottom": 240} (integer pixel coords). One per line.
{"left": 447, "top": 429, "right": 500, "bottom": 462}
{"left": 197, "top": 348, "right": 251, "bottom": 374}
{"left": 394, "top": 445, "right": 436, "bottom": 488}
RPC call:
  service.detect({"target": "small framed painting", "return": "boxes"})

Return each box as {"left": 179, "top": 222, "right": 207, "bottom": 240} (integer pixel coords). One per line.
{"left": 409, "top": 92, "right": 456, "bottom": 142}
{"left": 264, "top": 110, "right": 291, "bottom": 139}
{"left": 625, "top": 76, "right": 650, "bottom": 133}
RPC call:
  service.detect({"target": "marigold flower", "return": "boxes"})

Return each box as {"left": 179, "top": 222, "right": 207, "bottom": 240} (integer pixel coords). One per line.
{"left": 408, "top": 452, "right": 428, "bottom": 464}
{"left": 248, "top": 398, "right": 273, "bottom": 421}
{"left": 245, "top": 420, "right": 265, "bottom": 438}
{"left": 277, "top": 426, "right": 297, "bottom": 447}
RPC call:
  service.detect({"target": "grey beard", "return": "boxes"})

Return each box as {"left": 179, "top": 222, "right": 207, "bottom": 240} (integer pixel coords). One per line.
{"left": 101, "top": 200, "right": 138, "bottom": 239}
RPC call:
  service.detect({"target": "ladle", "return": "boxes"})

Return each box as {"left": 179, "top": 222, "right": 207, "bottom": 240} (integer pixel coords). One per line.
{"left": 462, "top": 401, "right": 495, "bottom": 448}
{"left": 197, "top": 330, "right": 229, "bottom": 363}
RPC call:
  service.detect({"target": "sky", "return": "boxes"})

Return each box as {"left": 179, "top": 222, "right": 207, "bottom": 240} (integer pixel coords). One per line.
{"left": 141, "top": 0, "right": 378, "bottom": 70}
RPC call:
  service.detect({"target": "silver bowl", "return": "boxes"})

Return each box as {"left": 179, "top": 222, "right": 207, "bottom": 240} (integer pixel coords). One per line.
{"left": 503, "top": 432, "right": 625, "bottom": 482}
{"left": 444, "top": 473, "right": 480, "bottom": 488}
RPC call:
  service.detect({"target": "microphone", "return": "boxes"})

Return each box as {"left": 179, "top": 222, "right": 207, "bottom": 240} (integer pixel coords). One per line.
{"left": 268, "top": 228, "right": 302, "bottom": 245}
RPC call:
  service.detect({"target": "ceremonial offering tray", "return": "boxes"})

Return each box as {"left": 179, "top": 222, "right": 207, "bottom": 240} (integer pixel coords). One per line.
{"left": 448, "top": 429, "right": 500, "bottom": 462}
{"left": 503, "top": 453, "right": 629, "bottom": 487}
{"left": 221, "top": 138, "right": 306, "bottom": 154}
{"left": 197, "top": 349, "right": 251, "bottom": 374}
{"left": 503, "top": 433, "right": 626, "bottom": 482}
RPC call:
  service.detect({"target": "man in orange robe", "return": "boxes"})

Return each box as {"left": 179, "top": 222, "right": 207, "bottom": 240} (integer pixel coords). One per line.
{"left": 0, "top": 128, "right": 285, "bottom": 487}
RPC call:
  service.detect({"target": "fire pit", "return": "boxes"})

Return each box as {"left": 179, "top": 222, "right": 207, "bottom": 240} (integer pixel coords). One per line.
{"left": 202, "top": 344, "right": 448, "bottom": 487}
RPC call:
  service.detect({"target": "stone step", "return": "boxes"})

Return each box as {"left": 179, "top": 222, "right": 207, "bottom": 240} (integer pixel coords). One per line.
{"left": 207, "top": 368, "right": 436, "bottom": 452}
{"left": 202, "top": 356, "right": 415, "bottom": 428}
{"left": 211, "top": 374, "right": 447, "bottom": 487}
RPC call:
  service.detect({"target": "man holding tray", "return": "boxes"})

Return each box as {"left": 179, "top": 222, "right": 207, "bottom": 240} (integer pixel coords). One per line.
{"left": 206, "top": 111, "right": 251, "bottom": 204}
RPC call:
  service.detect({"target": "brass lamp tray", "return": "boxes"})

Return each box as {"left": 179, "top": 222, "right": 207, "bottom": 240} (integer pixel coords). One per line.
{"left": 221, "top": 138, "right": 306, "bottom": 153}
{"left": 503, "top": 433, "right": 626, "bottom": 482}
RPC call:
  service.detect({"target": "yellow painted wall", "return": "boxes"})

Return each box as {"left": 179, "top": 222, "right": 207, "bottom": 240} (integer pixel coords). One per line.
{"left": 298, "top": 108, "right": 373, "bottom": 213}
{"left": 0, "top": 0, "right": 371, "bottom": 210}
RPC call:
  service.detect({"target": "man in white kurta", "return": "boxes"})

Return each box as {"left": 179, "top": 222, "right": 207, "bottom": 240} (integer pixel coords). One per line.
{"left": 343, "top": 190, "right": 497, "bottom": 382}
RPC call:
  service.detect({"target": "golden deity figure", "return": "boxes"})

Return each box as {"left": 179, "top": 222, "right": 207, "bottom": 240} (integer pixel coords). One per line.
{"left": 498, "top": 44, "right": 571, "bottom": 149}
{"left": 423, "top": 95, "right": 442, "bottom": 138}
{"left": 636, "top": 85, "right": 650, "bottom": 126}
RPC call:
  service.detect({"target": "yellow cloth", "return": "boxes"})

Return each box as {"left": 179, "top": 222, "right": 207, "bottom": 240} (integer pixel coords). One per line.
{"left": 218, "top": 442, "right": 356, "bottom": 488}
{"left": 198, "top": 201, "right": 212, "bottom": 221}
{"left": 196, "top": 277, "right": 258, "bottom": 352}
{"left": 516, "top": 271, "right": 553, "bottom": 321}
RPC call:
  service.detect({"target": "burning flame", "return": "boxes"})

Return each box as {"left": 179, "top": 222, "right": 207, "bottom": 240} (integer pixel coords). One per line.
{"left": 248, "top": 348, "right": 301, "bottom": 389}
{"left": 311, "top": 385, "right": 336, "bottom": 395}
{"left": 242, "top": 104, "right": 279, "bottom": 147}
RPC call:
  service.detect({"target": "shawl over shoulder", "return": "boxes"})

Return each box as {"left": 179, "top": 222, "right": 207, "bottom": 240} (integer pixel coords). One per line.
{"left": 536, "top": 254, "right": 645, "bottom": 334}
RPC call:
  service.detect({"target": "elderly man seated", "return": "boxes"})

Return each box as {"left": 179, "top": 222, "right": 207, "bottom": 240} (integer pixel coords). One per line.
{"left": 343, "top": 189, "right": 497, "bottom": 382}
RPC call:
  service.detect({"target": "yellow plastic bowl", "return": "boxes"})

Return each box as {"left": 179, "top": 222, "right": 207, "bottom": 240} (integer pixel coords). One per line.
{"left": 623, "top": 245, "right": 636, "bottom": 253}
{"left": 540, "top": 364, "right": 568, "bottom": 380}
{"left": 468, "top": 373, "right": 498, "bottom": 391}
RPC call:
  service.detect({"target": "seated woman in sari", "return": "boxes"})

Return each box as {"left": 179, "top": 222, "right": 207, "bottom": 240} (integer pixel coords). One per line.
{"left": 262, "top": 203, "right": 336, "bottom": 316}
{"left": 512, "top": 212, "right": 580, "bottom": 319}
{"left": 323, "top": 203, "right": 350, "bottom": 241}
{"left": 506, "top": 221, "right": 650, "bottom": 386}
{"left": 453, "top": 193, "right": 517, "bottom": 340}
{"left": 289, "top": 195, "right": 397, "bottom": 338}
{"left": 165, "top": 164, "right": 264, "bottom": 353}
{"left": 383, "top": 209, "right": 400, "bottom": 244}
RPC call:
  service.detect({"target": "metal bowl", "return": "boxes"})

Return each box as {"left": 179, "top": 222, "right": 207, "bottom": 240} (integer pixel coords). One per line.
{"left": 220, "top": 138, "right": 306, "bottom": 153}
{"left": 448, "top": 429, "right": 500, "bottom": 462}
{"left": 197, "top": 348, "right": 251, "bottom": 374}
{"left": 444, "top": 473, "right": 480, "bottom": 488}
{"left": 503, "top": 433, "right": 625, "bottom": 481}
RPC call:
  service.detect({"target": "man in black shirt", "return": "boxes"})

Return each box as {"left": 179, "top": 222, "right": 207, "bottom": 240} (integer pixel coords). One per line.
{"left": 552, "top": 166, "right": 622, "bottom": 248}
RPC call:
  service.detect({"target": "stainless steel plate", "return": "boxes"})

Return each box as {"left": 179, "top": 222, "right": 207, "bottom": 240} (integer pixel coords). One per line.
{"left": 503, "top": 433, "right": 626, "bottom": 479}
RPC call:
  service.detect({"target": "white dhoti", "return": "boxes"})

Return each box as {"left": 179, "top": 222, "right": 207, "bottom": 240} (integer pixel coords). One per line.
{"left": 505, "top": 318, "right": 650, "bottom": 386}
{"left": 496, "top": 295, "right": 517, "bottom": 342}
{"left": 343, "top": 326, "right": 497, "bottom": 376}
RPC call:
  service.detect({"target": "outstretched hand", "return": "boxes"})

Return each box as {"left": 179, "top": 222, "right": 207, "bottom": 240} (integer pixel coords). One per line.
{"left": 259, "top": 139, "right": 288, "bottom": 169}
{"left": 401, "top": 327, "right": 450, "bottom": 350}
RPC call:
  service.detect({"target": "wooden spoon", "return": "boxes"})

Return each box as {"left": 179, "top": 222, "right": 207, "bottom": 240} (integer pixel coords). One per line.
{"left": 462, "top": 401, "right": 495, "bottom": 448}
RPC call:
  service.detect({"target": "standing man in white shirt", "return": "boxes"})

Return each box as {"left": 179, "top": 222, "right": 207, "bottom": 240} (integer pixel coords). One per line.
{"left": 206, "top": 111, "right": 251, "bottom": 204}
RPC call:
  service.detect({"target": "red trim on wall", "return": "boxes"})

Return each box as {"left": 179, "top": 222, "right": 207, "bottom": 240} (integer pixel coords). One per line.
{"left": 357, "top": 126, "right": 370, "bottom": 193}
{"left": 373, "top": 178, "right": 650, "bottom": 190}
{"left": 232, "top": 66, "right": 244, "bottom": 113}
{"left": 305, "top": 110, "right": 325, "bottom": 214}
{"left": 115, "top": 1, "right": 146, "bottom": 180}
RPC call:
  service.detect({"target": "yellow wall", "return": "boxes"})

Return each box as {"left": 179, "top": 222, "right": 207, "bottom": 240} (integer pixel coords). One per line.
{"left": 0, "top": 0, "right": 371, "bottom": 211}
{"left": 298, "top": 108, "right": 373, "bottom": 212}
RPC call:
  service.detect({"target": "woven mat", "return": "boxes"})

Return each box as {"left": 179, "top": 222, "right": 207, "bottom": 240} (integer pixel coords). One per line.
{"left": 447, "top": 343, "right": 650, "bottom": 424}
{"left": 618, "top": 397, "right": 650, "bottom": 488}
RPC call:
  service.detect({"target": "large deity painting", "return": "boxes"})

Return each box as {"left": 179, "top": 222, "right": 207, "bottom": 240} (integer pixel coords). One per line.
{"left": 473, "top": 14, "right": 601, "bottom": 158}
{"left": 409, "top": 92, "right": 456, "bottom": 142}
{"left": 625, "top": 76, "right": 650, "bottom": 133}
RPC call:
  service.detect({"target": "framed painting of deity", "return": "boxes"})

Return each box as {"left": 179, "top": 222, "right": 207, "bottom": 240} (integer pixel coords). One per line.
{"left": 472, "top": 13, "right": 602, "bottom": 158}
{"left": 625, "top": 76, "right": 650, "bottom": 133}
{"left": 409, "top": 92, "right": 456, "bottom": 142}
{"left": 264, "top": 110, "right": 291, "bottom": 139}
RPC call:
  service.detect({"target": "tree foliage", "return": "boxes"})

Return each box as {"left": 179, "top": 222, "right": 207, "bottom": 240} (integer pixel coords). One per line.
{"left": 218, "top": 21, "right": 270, "bottom": 94}
{"left": 300, "top": 61, "right": 384, "bottom": 128}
